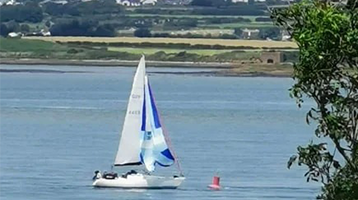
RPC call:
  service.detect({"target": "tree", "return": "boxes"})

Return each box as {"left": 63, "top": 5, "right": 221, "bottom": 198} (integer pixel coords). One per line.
{"left": 134, "top": 28, "right": 151, "bottom": 37}
{"left": 0, "top": 24, "right": 9, "bottom": 37}
{"left": 234, "top": 28, "right": 243, "bottom": 37}
{"left": 0, "top": 4, "right": 43, "bottom": 23}
{"left": 94, "top": 24, "right": 116, "bottom": 37}
{"left": 190, "top": 0, "right": 213, "bottom": 7}
{"left": 45, "top": 20, "right": 52, "bottom": 28}
{"left": 20, "top": 24, "right": 30, "bottom": 33}
{"left": 190, "top": 0, "right": 233, "bottom": 7}
{"left": 6, "top": 21, "right": 20, "bottom": 32}
{"left": 43, "top": 0, "right": 121, "bottom": 17}
{"left": 272, "top": 0, "right": 358, "bottom": 199}
{"left": 50, "top": 19, "right": 116, "bottom": 37}
{"left": 212, "top": 0, "right": 233, "bottom": 7}
{"left": 258, "top": 27, "right": 280, "bottom": 40}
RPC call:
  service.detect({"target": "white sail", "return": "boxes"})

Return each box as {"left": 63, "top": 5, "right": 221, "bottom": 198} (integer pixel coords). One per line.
{"left": 114, "top": 56, "right": 146, "bottom": 166}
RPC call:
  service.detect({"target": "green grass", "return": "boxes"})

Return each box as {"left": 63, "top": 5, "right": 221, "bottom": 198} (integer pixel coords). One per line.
{"left": 108, "top": 47, "right": 238, "bottom": 55}
{"left": 0, "top": 37, "right": 267, "bottom": 63}
{"left": 108, "top": 47, "right": 261, "bottom": 60}
{"left": 201, "top": 22, "right": 275, "bottom": 29}
{"left": 126, "top": 14, "right": 266, "bottom": 21}
{"left": 0, "top": 38, "right": 67, "bottom": 52}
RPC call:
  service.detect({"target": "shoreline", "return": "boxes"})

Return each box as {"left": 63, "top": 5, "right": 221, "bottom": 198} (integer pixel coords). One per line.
{"left": 0, "top": 58, "right": 292, "bottom": 77}
{"left": 0, "top": 58, "right": 234, "bottom": 68}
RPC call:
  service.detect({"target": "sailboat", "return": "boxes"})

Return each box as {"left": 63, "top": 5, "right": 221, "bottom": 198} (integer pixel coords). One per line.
{"left": 93, "top": 56, "right": 185, "bottom": 189}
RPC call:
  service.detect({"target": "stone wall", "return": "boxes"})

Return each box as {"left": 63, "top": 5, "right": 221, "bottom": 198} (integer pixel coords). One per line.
{"left": 260, "top": 52, "right": 282, "bottom": 64}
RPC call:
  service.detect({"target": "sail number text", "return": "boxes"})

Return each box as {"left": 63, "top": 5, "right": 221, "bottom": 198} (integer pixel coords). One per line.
{"left": 128, "top": 110, "right": 141, "bottom": 115}
{"left": 131, "top": 94, "right": 141, "bottom": 99}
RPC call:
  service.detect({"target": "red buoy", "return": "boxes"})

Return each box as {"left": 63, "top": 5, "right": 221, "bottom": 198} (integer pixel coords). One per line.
{"left": 208, "top": 176, "right": 221, "bottom": 190}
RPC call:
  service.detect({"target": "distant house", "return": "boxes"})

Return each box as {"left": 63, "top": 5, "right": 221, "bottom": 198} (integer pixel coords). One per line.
{"left": 232, "top": 0, "right": 248, "bottom": 3}
{"left": 141, "top": 0, "right": 156, "bottom": 5}
{"left": 117, "top": 0, "right": 141, "bottom": 6}
{"left": 0, "top": 0, "right": 5, "bottom": 6}
{"left": 117, "top": 0, "right": 157, "bottom": 6}
{"left": 5, "top": 0, "right": 15, "bottom": 5}
{"left": 25, "top": 30, "right": 51, "bottom": 37}
{"left": 156, "top": 0, "right": 189, "bottom": 5}
{"left": 8, "top": 32, "right": 22, "bottom": 38}
{"left": 40, "top": 0, "right": 68, "bottom": 5}
{"left": 41, "top": 29, "right": 51, "bottom": 36}
{"left": 232, "top": 0, "right": 266, "bottom": 3}
{"left": 2, "top": 0, "right": 21, "bottom": 5}
{"left": 281, "top": 30, "right": 291, "bottom": 41}
{"left": 241, "top": 28, "right": 260, "bottom": 39}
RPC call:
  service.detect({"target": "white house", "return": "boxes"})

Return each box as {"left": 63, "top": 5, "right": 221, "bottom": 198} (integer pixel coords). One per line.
{"left": 232, "top": 0, "right": 267, "bottom": 2}
{"left": 8, "top": 32, "right": 22, "bottom": 38}
{"left": 141, "top": 0, "right": 157, "bottom": 5}
{"left": 117, "top": 0, "right": 141, "bottom": 6}
{"left": 242, "top": 28, "right": 260, "bottom": 39}
{"left": 117, "top": 0, "right": 157, "bottom": 6}
{"left": 41, "top": 29, "right": 51, "bottom": 36}
{"left": 4, "top": 0, "right": 21, "bottom": 5}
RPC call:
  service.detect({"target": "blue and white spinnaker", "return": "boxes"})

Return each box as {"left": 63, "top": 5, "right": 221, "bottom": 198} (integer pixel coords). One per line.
{"left": 140, "top": 76, "right": 175, "bottom": 172}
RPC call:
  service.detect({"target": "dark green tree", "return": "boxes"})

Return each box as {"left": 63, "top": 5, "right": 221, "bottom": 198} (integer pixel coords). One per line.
{"left": 191, "top": 0, "right": 232, "bottom": 7}
{"left": 0, "top": 4, "right": 43, "bottom": 23}
{"left": 258, "top": 27, "right": 280, "bottom": 40}
{"left": 234, "top": 28, "right": 243, "bottom": 37}
{"left": 6, "top": 21, "right": 20, "bottom": 32}
{"left": 212, "top": 0, "right": 233, "bottom": 7}
{"left": 190, "top": 0, "right": 213, "bottom": 6}
{"left": 0, "top": 23, "right": 9, "bottom": 37}
{"left": 50, "top": 19, "right": 115, "bottom": 37}
{"left": 134, "top": 28, "right": 151, "bottom": 37}
{"left": 272, "top": 0, "right": 358, "bottom": 199}
{"left": 190, "top": 0, "right": 211, "bottom": 6}
{"left": 20, "top": 24, "right": 30, "bottom": 33}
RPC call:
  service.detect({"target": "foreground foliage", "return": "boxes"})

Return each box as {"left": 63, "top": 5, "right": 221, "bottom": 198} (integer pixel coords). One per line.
{"left": 272, "top": 0, "right": 358, "bottom": 199}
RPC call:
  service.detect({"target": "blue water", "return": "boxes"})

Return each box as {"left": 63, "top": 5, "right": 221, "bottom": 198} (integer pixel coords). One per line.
{"left": 0, "top": 65, "right": 321, "bottom": 200}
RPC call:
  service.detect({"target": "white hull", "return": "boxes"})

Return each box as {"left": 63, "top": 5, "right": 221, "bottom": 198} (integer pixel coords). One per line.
{"left": 93, "top": 173, "right": 185, "bottom": 189}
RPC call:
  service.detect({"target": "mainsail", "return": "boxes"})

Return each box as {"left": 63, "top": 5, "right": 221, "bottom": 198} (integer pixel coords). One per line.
{"left": 140, "top": 76, "right": 175, "bottom": 172}
{"left": 114, "top": 56, "right": 146, "bottom": 166}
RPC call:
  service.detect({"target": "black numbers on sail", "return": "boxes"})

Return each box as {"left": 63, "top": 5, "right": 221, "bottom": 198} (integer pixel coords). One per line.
{"left": 128, "top": 110, "right": 140, "bottom": 115}
{"left": 131, "top": 94, "right": 141, "bottom": 99}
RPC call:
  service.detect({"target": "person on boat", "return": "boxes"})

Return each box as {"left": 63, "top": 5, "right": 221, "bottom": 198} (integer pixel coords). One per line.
{"left": 129, "top": 170, "right": 137, "bottom": 175}
{"left": 92, "top": 170, "right": 101, "bottom": 180}
{"left": 121, "top": 170, "right": 138, "bottom": 178}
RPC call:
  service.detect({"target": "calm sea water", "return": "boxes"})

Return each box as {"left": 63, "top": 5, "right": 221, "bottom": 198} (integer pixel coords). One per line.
{"left": 0, "top": 65, "right": 321, "bottom": 200}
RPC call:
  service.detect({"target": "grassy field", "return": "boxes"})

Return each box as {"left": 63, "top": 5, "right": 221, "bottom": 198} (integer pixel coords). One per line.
{"left": 0, "top": 38, "right": 66, "bottom": 52}
{"left": 151, "top": 29, "right": 235, "bottom": 36}
{"left": 24, "top": 36, "right": 297, "bottom": 48}
{"left": 107, "top": 47, "right": 237, "bottom": 55}
{"left": 201, "top": 22, "right": 275, "bottom": 29}
{"left": 107, "top": 47, "right": 261, "bottom": 59}
{"left": 0, "top": 38, "right": 262, "bottom": 61}
{"left": 126, "top": 14, "right": 265, "bottom": 21}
